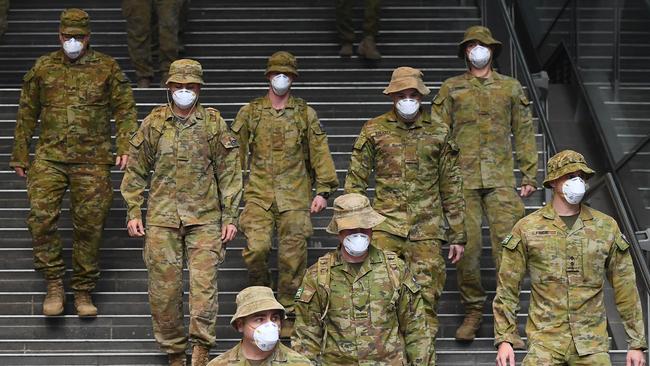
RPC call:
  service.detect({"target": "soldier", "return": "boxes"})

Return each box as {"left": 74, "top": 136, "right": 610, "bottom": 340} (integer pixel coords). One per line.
{"left": 292, "top": 193, "right": 434, "bottom": 365}
{"left": 10, "top": 8, "right": 137, "bottom": 317}
{"left": 120, "top": 59, "right": 242, "bottom": 366}
{"left": 206, "top": 286, "right": 311, "bottom": 366}
{"left": 122, "top": 0, "right": 182, "bottom": 87}
{"left": 345, "top": 66, "right": 466, "bottom": 356}
{"left": 493, "top": 150, "right": 647, "bottom": 366}
{"left": 232, "top": 51, "right": 339, "bottom": 335}
{"left": 431, "top": 25, "right": 538, "bottom": 341}
{"left": 335, "top": 0, "right": 381, "bottom": 59}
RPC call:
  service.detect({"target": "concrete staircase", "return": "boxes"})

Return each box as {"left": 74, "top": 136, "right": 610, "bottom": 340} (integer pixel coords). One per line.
{"left": 0, "top": 0, "right": 631, "bottom": 365}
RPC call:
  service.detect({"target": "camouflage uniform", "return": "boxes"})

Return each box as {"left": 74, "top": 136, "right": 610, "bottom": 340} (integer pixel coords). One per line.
{"left": 10, "top": 9, "right": 137, "bottom": 291}
{"left": 122, "top": 0, "right": 182, "bottom": 82}
{"left": 0, "top": 0, "right": 8, "bottom": 37}
{"left": 208, "top": 343, "right": 311, "bottom": 366}
{"left": 335, "top": 0, "right": 380, "bottom": 44}
{"left": 344, "top": 107, "right": 465, "bottom": 339}
{"left": 493, "top": 150, "right": 647, "bottom": 365}
{"left": 431, "top": 26, "right": 537, "bottom": 317}
{"left": 233, "top": 52, "right": 338, "bottom": 310}
{"left": 120, "top": 60, "right": 242, "bottom": 354}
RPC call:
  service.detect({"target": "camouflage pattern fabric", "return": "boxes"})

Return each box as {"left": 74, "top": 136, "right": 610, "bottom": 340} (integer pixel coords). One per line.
{"left": 26, "top": 160, "right": 112, "bottom": 291}
{"left": 206, "top": 342, "right": 311, "bottom": 366}
{"left": 292, "top": 246, "right": 434, "bottom": 365}
{"left": 120, "top": 104, "right": 242, "bottom": 228}
{"left": 431, "top": 71, "right": 537, "bottom": 190}
{"left": 121, "top": 0, "right": 182, "bottom": 80}
{"left": 238, "top": 201, "right": 312, "bottom": 311}
{"left": 493, "top": 203, "right": 647, "bottom": 355}
{"left": 372, "top": 231, "right": 445, "bottom": 346}
{"left": 523, "top": 340, "right": 611, "bottom": 366}
{"left": 344, "top": 109, "right": 465, "bottom": 243}
{"left": 144, "top": 224, "right": 225, "bottom": 353}
{"left": 231, "top": 95, "right": 338, "bottom": 212}
{"left": 457, "top": 187, "right": 524, "bottom": 312}
{"left": 335, "top": 0, "right": 380, "bottom": 43}
{"left": 0, "top": 0, "right": 8, "bottom": 36}
{"left": 10, "top": 49, "right": 137, "bottom": 168}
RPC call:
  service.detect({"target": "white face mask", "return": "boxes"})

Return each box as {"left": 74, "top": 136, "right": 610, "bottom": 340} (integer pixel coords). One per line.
{"left": 253, "top": 321, "right": 279, "bottom": 352}
{"left": 562, "top": 177, "right": 586, "bottom": 205}
{"left": 172, "top": 88, "right": 197, "bottom": 109}
{"left": 62, "top": 37, "right": 84, "bottom": 59}
{"left": 395, "top": 98, "right": 420, "bottom": 121}
{"left": 270, "top": 73, "right": 291, "bottom": 96}
{"left": 343, "top": 233, "right": 370, "bottom": 257}
{"left": 468, "top": 45, "right": 491, "bottom": 69}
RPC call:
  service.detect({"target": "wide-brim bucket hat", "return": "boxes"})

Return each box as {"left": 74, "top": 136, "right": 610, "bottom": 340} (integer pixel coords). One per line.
{"left": 326, "top": 193, "right": 386, "bottom": 234}
{"left": 457, "top": 25, "right": 502, "bottom": 59}
{"left": 382, "top": 66, "right": 430, "bottom": 96}
{"left": 230, "top": 286, "right": 286, "bottom": 327}
{"left": 543, "top": 150, "right": 596, "bottom": 188}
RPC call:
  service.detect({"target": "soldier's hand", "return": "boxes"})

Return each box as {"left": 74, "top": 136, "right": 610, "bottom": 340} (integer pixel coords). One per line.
{"left": 127, "top": 219, "right": 145, "bottom": 237}
{"left": 14, "top": 167, "right": 26, "bottom": 178}
{"left": 115, "top": 154, "right": 129, "bottom": 170}
{"left": 310, "top": 195, "right": 327, "bottom": 213}
{"left": 627, "top": 349, "right": 646, "bottom": 366}
{"left": 221, "top": 224, "right": 237, "bottom": 243}
{"left": 495, "top": 342, "right": 515, "bottom": 366}
{"left": 519, "top": 184, "right": 535, "bottom": 198}
{"left": 448, "top": 244, "right": 464, "bottom": 264}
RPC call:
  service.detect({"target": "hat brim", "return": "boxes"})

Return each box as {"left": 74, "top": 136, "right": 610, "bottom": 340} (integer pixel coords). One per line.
{"left": 265, "top": 65, "right": 299, "bottom": 77}
{"left": 230, "top": 298, "right": 286, "bottom": 328}
{"left": 326, "top": 209, "right": 386, "bottom": 234}
{"left": 383, "top": 79, "right": 430, "bottom": 96}
{"left": 457, "top": 38, "right": 502, "bottom": 59}
{"left": 542, "top": 162, "right": 596, "bottom": 188}
{"left": 60, "top": 26, "right": 90, "bottom": 35}
{"left": 166, "top": 74, "right": 204, "bottom": 85}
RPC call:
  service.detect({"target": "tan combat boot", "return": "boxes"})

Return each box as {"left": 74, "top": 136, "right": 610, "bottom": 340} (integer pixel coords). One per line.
{"left": 455, "top": 310, "right": 482, "bottom": 341}
{"left": 339, "top": 42, "right": 353, "bottom": 57}
{"left": 357, "top": 35, "right": 381, "bottom": 60}
{"left": 42, "top": 279, "right": 65, "bottom": 316}
{"left": 191, "top": 345, "right": 209, "bottom": 366}
{"left": 168, "top": 352, "right": 187, "bottom": 366}
{"left": 73, "top": 291, "right": 97, "bottom": 317}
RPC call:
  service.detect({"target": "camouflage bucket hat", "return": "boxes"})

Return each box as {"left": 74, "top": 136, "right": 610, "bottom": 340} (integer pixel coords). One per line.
{"left": 265, "top": 51, "right": 299, "bottom": 77}
{"left": 231, "top": 286, "right": 286, "bottom": 327}
{"left": 383, "top": 66, "right": 430, "bottom": 96}
{"left": 166, "top": 59, "right": 204, "bottom": 85}
{"left": 59, "top": 8, "right": 91, "bottom": 35}
{"left": 326, "top": 193, "right": 386, "bottom": 234}
{"left": 458, "top": 25, "right": 502, "bottom": 59}
{"left": 543, "top": 150, "right": 596, "bottom": 188}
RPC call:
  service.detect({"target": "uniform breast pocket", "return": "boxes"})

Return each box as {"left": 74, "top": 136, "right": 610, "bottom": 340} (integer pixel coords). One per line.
{"left": 83, "top": 74, "right": 109, "bottom": 105}
{"left": 451, "top": 89, "right": 478, "bottom": 124}
{"left": 416, "top": 133, "right": 441, "bottom": 176}
{"left": 527, "top": 237, "right": 562, "bottom": 283}
{"left": 282, "top": 124, "right": 301, "bottom": 153}
{"left": 582, "top": 239, "right": 608, "bottom": 286}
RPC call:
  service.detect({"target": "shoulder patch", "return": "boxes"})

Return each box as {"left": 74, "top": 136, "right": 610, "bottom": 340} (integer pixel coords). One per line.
{"left": 220, "top": 134, "right": 239, "bottom": 149}
{"left": 615, "top": 233, "right": 630, "bottom": 251}
{"left": 432, "top": 93, "right": 446, "bottom": 105}
{"left": 519, "top": 95, "right": 531, "bottom": 106}
{"left": 311, "top": 120, "right": 326, "bottom": 135}
{"left": 353, "top": 134, "right": 368, "bottom": 150}
{"left": 23, "top": 69, "right": 36, "bottom": 83}
{"left": 404, "top": 275, "right": 421, "bottom": 294}
{"left": 502, "top": 234, "right": 521, "bottom": 250}
{"left": 129, "top": 130, "right": 145, "bottom": 148}
{"left": 295, "top": 285, "right": 315, "bottom": 303}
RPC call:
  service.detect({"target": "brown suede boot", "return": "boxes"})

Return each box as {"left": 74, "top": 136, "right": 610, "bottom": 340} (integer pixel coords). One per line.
{"left": 357, "top": 35, "right": 381, "bottom": 60}
{"left": 191, "top": 345, "right": 209, "bottom": 366}
{"left": 168, "top": 352, "right": 187, "bottom": 366}
{"left": 455, "top": 310, "right": 482, "bottom": 341}
{"left": 73, "top": 291, "right": 97, "bottom": 317}
{"left": 42, "top": 279, "right": 65, "bottom": 316}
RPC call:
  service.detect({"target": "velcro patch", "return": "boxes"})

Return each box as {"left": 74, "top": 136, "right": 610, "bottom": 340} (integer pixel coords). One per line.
{"left": 295, "top": 285, "right": 315, "bottom": 303}
{"left": 502, "top": 234, "right": 521, "bottom": 250}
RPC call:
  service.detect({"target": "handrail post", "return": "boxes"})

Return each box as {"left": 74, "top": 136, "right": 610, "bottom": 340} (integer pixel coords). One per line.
{"left": 613, "top": 0, "right": 621, "bottom": 95}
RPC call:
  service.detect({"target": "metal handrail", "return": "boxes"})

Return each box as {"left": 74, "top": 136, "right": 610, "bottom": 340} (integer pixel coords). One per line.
{"left": 615, "top": 135, "right": 650, "bottom": 173}
{"left": 535, "top": 0, "right": 572, "bottom": 51}
{"left": 496, "top": 0, "right": 557, "bottom": 155}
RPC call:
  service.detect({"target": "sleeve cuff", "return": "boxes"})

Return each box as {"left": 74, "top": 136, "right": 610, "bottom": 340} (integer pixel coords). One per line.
{"left": 494, "top": 333, "right": 525, "bottom": 349}
{"left": 629, "top": 340, "right": 648, "bottom": 351}
{"left": 222, "top": 216, "right": 236, "bottom": 227}
{"left": 521, "top": 176, "right": 537, "bottom": 188}
{"left": 127, "top": 207, "right": 142, "bottom": 221}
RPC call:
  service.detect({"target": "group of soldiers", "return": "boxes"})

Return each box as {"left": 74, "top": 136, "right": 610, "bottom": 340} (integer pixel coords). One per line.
{"left": 10, "top": 7, "right": 648, "bottom": 366}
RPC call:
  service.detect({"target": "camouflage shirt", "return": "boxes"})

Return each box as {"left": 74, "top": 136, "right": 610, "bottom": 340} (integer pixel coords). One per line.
{"left": 11, "top": 49, "right": 137, "bottom": 168}
{"left": 206, "top": 342, "right": 311, "bottom": 366}
{"left": 292, "top": 245, "right": 434, "bottom": 365}
{"left": 344, "top": 109, "right": 466, "bottom": 243}
{"left": 431, "top": 71, "right": 537, "bottom": 189}
{"left": 231, "top": 95, "right": 338, "bottom": 212}
{"left": 493, "top": 203, "right": 647, "bottom": 354}
{"left": 120, "top": 104, "right": 242, "bottom": 228}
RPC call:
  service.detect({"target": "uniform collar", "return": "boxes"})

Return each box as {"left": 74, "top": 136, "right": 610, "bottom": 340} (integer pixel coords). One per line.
{"left": 334, "top": 244, "right": 383, "bottom": 281}
{"left": 541, "top": 201, "right": 594, "bottom": 231}
{"left": 56, "top": 48, "right": 95, "bottom": 65}
{"left": 229, "top": 341, "right": 287, "bottom": 363}
{"left": 261, "top": 94, "right": 297, "bottom": 110}
{"left": 465, "top": 70, "right": 501, "bottom": 86}
{"left": 164, "top": 103, "right": 205, "bottom": 128}
{"left": 386, "top": 109, "right": 431, "bottom": 130}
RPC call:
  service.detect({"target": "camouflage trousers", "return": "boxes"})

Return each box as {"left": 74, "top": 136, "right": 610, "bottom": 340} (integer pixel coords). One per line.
{"left": 372, "top": 231, "right": 445, "bottom": 342}
{"left": 457, "top": 187, "right": 524, "bottom": 313}
{"left": 26, "top": 160, "right": 112, "bottom": 291}
{"left": 335, "top": 0, "right": 381, "bottom": 43}
{"left": 523, "top": 340, "right": 611, "bottom": 366}
{"left": 122, "top": 0, "right": 182, "bottom": 80}
{"left": 144, "top": 224, "right": 225, "bottom": 354}
{"left": 0, "top": 0, "right": 8, "bottom": 36}
{"left": 239, "top": 201, "right": 312, "bottom": 312}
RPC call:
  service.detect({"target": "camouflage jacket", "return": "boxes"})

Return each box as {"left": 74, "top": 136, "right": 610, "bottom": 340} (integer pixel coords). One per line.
{"left": 493, "top": 203, "right": 647, "bottom": 354}
{"left": 206, "top": 342, "right": 311, "bottom": 366}
{"left": 11, "top": 49, "right": 137, "bottom": 168}
{"left": 120, "top": 104, "right": 242, "bottom": 228}
{"left": 431, "top": 71, "right": 537, "bottom": 189}
{"left": 292, "top": 245, "right": 434, "bottom": 366}
{"left": 231, "top": 95, "right": 338, "bottom": 212}
{"left": 344, "top": 109, "right": 466, "bottom": 243}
